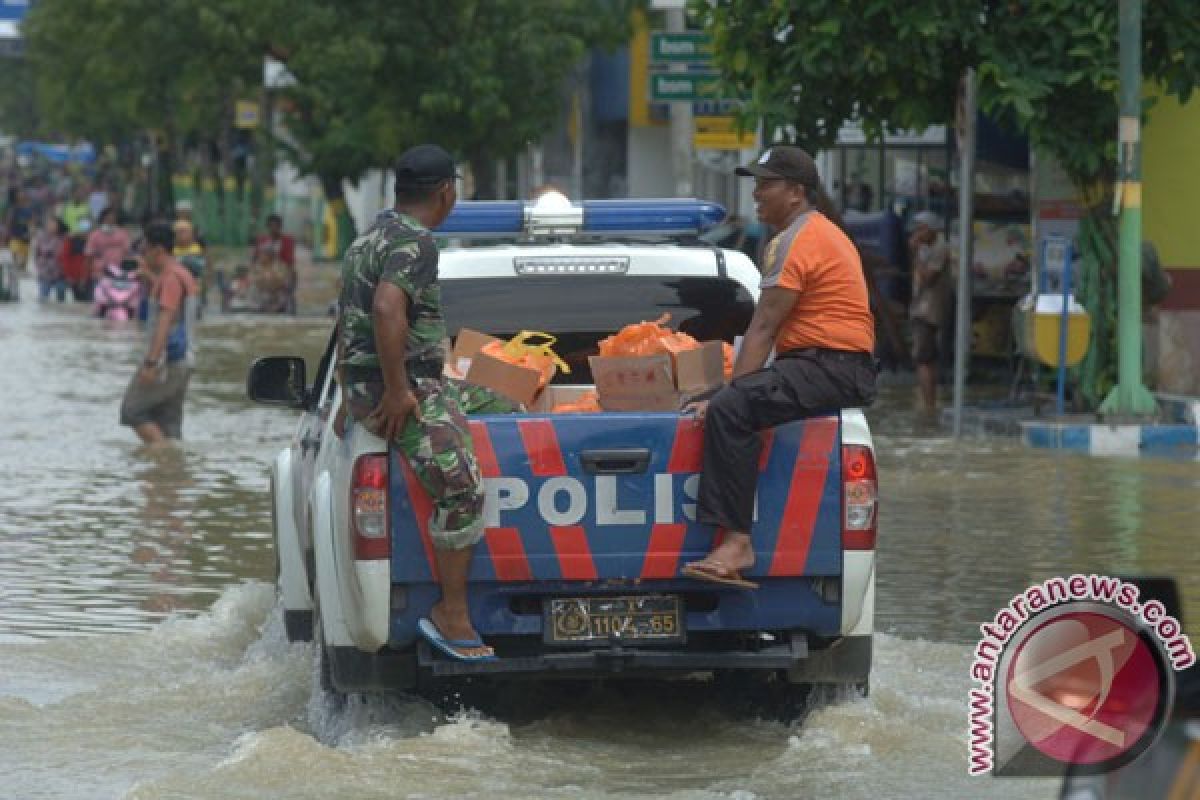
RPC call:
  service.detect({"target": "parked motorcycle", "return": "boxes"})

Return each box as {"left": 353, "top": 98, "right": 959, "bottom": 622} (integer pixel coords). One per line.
{"left": 92, "top": 260, "right": 142, "bottom": 321}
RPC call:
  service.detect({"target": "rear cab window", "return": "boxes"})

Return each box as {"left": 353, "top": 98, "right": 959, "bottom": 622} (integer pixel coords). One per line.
{"left": 440, "top": 254, "right": 757, "bottom": 384}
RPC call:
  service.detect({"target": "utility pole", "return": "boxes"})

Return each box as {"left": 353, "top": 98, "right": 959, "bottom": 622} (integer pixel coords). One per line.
{"left": 665, "top": 6, "right": 693, "bottom": 198}
{"left": 952, "top": 69, "right": 977, "bottom": 437}
{"left": 1100, "top": 0, "right": 1157, "bottom": 417}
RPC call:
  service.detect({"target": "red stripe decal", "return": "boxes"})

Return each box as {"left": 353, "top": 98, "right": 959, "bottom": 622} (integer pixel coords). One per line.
{"left": 768, "top": 419, "right": 838, "bottom": 577}
{"left": 640, "top": 523, "right": 688, "bottom": 579}
{"left": 757, "top": 429, "right": 776, "bottom": 472}
{"left": 549, "top": 526, "right": 597, "bottom": 581}
{"left": 667, "top": 418, "right": 704, "bottom": 473}
{"left": 398, "top": 457, "right": 440, "bottom": 582}
{"left": 484, "top": 527, "right": 533, "bottom": 582}
{"left": 518, "top": 419, "right": 567, "bottom": 477}
{"left": 468, "top": 421, "right": 501, "bottom": 478}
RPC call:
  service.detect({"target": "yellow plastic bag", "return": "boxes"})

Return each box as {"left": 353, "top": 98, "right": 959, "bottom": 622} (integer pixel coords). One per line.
{"left": 480, "top": 331, "right": 570, "bottom": 388}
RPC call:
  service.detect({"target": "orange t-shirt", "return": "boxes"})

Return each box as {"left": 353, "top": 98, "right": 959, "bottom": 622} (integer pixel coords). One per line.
{"left": 760, "top": 211, "right": 875, "bottom": 354}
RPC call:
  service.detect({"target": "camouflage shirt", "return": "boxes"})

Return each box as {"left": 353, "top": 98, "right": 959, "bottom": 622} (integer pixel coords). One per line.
{"left": 337, "top": 209, "right": 446, "bottom": 382}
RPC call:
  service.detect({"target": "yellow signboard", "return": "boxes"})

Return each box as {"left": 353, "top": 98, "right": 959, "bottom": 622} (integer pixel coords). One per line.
{"left": 693, "top": 117, "right": 755, "bottom": 150}
{"left": 235, "top": 100, "right": 261, "bottom": 130}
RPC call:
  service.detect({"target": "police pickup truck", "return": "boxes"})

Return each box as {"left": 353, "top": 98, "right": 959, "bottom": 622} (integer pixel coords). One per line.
{"left": 248, "top": 198, "right": 877, "bottom": 704}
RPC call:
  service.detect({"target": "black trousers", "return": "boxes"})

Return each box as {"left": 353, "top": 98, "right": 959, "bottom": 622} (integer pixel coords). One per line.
{"left": 697, "top": 349, "right": 878, "bottom": 533}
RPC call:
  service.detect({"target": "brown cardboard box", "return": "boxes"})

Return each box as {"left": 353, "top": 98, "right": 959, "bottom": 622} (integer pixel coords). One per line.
{"left": 589, "top": 341, "right": 725, "bottom": 412}
{"left": 452, "top": 328, "right": 545, "bottom": 407}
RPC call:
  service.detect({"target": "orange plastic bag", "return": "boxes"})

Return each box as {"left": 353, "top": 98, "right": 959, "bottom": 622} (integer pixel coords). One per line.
{"left": 722, "top": 342, "right": 734, "bottom": 380}
{"left": 598, "top": 313, "right": 700, "bottom": 358}
{"left": 551, "top": 390, "right": 601, "bottom": 414}
{"left": 480, "top": 331, "right": 570, "bottom": 389}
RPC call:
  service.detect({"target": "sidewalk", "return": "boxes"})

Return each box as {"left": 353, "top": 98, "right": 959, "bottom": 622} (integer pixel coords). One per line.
{"left": 945, "top": 398, "right": 1200, "bottom": 458}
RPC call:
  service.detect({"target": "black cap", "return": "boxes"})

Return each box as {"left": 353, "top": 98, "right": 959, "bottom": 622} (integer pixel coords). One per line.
{"left": 735, "top": 145, "right": 819, "bottom": 188}
{"left": 394, "top": 144, "right": 460, "bottom": 188}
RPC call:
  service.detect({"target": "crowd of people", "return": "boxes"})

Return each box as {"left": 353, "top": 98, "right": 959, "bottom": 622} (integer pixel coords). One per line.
{"left": 0, "top": 164, "right": 299, "bottom": 316}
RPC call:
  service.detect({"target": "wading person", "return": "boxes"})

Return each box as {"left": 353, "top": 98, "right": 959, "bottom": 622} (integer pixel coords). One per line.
{"left": 119, "top": 222, "right": 199, "bottom": 444}
{"left": 682, "top": 146, "right": 878, "bottom": 588}
{"left": 908, "top": 210, "right": 951, "bottom": 414}
{"left": 336, "top": 144, "right": 494, "bottom": 661}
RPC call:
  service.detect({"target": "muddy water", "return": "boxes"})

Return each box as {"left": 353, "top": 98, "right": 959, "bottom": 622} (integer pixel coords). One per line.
{"left": 2, "top": 279, "right": 1197, "bottom": 799}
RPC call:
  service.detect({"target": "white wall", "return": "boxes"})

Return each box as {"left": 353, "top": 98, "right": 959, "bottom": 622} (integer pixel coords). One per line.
{"left": 626, "top": 126, "right": 675, "bottom": 197}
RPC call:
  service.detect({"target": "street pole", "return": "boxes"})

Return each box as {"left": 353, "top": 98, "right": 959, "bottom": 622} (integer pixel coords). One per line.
{"left": 952, "top": 68, "right": 977, "bottom": 437}
{"left": 666, "top": 8, "right": 694, "bottom": 198}
{"left": 1100, "top": 0, "right": 1157, "bottom": 416}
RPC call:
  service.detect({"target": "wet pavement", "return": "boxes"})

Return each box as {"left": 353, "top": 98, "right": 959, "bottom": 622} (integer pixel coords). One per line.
{"left": 1, "top": 276, "right": 1197, "bottom": 799}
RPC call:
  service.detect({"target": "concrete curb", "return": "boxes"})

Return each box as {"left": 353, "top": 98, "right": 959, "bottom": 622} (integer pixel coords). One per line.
{"left": 1021, "top": 420, "right": 1198, "bottom": 457}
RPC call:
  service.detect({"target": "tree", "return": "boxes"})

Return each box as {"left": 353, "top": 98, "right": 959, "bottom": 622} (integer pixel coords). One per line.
{"left": 696, "top": 0, "right": 1200, "bottom": 407}
{"left": 253, "top": 0, "right": 632, "bottom": 253}
{"left": 22, "top": 0, "right": 262, "bottom": 223}
{"left": 699, "top": 1, "right": 975, "bottom": 154}
{"left": 0, "top": 57, "right": 40, "bottom": 140}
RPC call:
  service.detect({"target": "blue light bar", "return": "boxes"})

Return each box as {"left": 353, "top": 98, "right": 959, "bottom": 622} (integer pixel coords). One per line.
{"left": 434, "top": 198, "right": 727, "bottom": 238}
{"left": 435, "top": 201, "right": 524, "bottom": 236}
{"left": 581, "top": 199, "right": 726, "bottom": 235}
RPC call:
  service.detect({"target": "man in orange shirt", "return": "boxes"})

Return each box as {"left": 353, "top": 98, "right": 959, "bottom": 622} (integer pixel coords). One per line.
{"left": 683, "top": 146, "right": 877, "bottom": 588}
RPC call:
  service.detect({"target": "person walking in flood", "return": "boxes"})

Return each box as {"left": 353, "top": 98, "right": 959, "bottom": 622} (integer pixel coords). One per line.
{"left": 682, "top": 146, "right": 877, "bottom": 588}
{"left": 336, "top": 144, "right": 494, "bottom": 661}
{"left": 908, "top": 211, "right": 951, "bottom": 414}
{"left": 119, "top": 222, "right": 199, "bottom": 445}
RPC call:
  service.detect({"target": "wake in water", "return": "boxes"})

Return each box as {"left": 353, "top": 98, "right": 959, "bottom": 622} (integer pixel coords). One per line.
{"left": 0, "top": 583, "right": 1056, "bottom": 799}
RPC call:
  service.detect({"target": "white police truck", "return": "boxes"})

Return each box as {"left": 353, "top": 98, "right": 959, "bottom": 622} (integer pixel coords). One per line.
{"left": 249, "top": 197, "right": 877, "bottom": 707}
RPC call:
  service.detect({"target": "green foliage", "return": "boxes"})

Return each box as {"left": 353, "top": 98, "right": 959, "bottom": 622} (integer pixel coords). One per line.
{"left": 22, "top": 0, "right": 260, "bottom": 147}
{"left": 975, "top": 0, "right": 1200, "bottom": 190}
{"left": 697, "top": 0, "right": 1200, "bottom": 195}
{"left": 0, "top": 58, "right": 39, "bottom": 138}
{"left": 17, "top": 0, "right": 631, "bottom": 242}
{"left": 695, "top": 0, "right": 976, "bottom": 152}
{"left": 253, "top": 0, "right": 632, "bottom": 197}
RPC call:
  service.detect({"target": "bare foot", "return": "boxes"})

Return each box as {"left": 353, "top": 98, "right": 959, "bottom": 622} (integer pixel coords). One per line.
{"left": 685, "top": 532, "right": 755, "bottom": 577}
{"left": 429, "top": 601, "right": 494, "bottom": 659}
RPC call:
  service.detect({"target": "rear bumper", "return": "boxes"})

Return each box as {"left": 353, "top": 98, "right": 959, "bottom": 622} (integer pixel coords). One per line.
{"left": 329, "top": 633, "right": 871, "bottom": 692}
{"left": 418, "top": 632, "right": 870, "bottom": 681}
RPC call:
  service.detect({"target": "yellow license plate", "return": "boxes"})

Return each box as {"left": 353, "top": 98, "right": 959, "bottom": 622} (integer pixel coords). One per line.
{"left": 545, "top": 595, "right": 684, "bottom": 645}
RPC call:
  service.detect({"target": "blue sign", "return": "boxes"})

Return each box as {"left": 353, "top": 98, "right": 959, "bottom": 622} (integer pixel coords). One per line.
{"left": 0, "top": 1, "right": 30, "bottom": 22}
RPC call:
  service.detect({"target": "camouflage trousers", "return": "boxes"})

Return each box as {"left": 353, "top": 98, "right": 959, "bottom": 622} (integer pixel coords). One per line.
{"left": 344, "top": 377, "right": 496, "bottom": 551}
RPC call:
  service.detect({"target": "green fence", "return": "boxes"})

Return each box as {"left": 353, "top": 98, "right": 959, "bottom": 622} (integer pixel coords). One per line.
{"left": 171, "top": 180, "right": 323, "bottom": 254}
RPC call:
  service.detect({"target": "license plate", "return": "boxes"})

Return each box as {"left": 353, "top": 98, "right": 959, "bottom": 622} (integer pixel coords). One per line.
{"left": 544, "top": 595, "right": 684, "bottom": 645}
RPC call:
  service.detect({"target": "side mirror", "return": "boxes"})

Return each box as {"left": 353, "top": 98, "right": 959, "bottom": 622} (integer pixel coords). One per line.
{"left": 247, "top": 356, "right": 308, "bottom": 409}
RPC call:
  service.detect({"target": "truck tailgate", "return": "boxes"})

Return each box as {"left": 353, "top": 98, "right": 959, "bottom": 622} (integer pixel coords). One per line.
{"left": 389, "top": 413, "right": 841, "bottom": 584}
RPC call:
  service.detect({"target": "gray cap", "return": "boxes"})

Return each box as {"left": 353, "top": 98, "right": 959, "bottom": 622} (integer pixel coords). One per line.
{"left": 735, "top": 146, "right": 819, "bottom": 189}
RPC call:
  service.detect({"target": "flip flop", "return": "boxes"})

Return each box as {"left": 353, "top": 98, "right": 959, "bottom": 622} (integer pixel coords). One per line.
{"left": 417, "top": 617, "right": 497, "bottom": 662}
{"left": 680, "top": 560, "right": 759, "bottom": 590}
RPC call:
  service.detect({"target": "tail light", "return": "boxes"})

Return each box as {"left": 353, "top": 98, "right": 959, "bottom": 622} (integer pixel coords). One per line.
{"left": 842, "top": 444, "right": 877, "bottom": 550}
{"left": 351, "top": 454, "right": 390, "bottom": 560}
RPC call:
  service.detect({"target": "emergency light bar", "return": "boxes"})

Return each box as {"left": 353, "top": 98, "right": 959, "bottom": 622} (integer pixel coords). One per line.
{"left": 435, "top": 198, "right": 726, "bottom": 238}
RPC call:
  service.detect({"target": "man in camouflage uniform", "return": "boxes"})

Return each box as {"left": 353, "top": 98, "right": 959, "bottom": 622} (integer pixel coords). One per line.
{"left": 336, "top": 144, "right": 494, "bottom": 661}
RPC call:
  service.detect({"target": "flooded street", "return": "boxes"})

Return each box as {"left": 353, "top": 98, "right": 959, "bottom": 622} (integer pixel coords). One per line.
{"left": 2, "top": 278, "right": 1197, "bottom": 799}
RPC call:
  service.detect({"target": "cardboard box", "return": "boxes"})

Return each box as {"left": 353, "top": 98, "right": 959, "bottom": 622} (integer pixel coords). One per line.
{"left": 452, "top": 328, "right": 546, "bottom": 408}
{"left": 590, "top": 341, "right": 724, "bottom": 412}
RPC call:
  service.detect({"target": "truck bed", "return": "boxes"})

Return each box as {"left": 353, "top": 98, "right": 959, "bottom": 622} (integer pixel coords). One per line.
{"left": 387, "top": 409, "right": 843, "bottom": 647}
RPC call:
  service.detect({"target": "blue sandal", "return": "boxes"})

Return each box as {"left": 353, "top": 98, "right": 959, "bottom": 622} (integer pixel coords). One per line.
{"left": 417, "top": 618, "right": 497, "bottom": 662}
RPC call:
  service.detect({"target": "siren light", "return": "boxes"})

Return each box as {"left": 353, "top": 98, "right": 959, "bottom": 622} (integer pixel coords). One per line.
{"left": 434, "top": 198, "right": 726, "bottom": 238}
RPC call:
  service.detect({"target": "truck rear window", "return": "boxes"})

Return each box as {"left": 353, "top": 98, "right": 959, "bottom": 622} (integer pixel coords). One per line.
{"left": 442, "top": 275, "right": 755, "bottom": 383}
